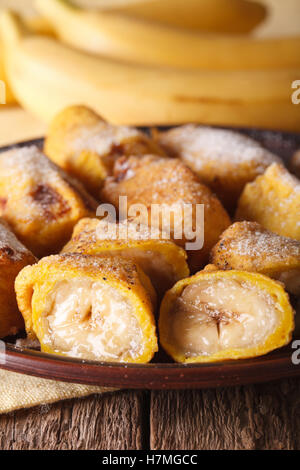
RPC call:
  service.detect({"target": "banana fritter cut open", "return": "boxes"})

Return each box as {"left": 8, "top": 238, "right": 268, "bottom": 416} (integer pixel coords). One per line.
{"left": 211, "top": 221, "right": 300, "bottom": 295}
{"left": 154, "top": 125, "right": 280, "bottom": 211}
{"left": 0, "top": 146, "right": 97, "bottom": 257}
{"left": 15, "top": 254, "right": 158, "bottom": 363}
{"left": 44, "top": 105, "right": 165, "bottom": 198}
{"left": 101, "top": 155, "right": 231, "bottom": 271}
{"left": 0, "top": 219, "right": 36, "bottom": 338}
{"left": 159, "top": 269, "right": 294, "bottom": 363}
{"left": 236, "top": 163, "right": 300, "bottom": 241}
{"left": 62, "top": 218, "right": 190, "bottom": 297}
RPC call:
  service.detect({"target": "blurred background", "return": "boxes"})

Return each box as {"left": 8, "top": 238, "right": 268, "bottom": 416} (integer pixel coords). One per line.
{"left": 0, "top": 0, "right": 299, "bottom": 145}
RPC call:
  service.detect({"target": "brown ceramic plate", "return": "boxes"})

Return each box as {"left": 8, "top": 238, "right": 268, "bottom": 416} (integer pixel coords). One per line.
{"left": 1, "top": 127, "right": 300, "bottom": 390}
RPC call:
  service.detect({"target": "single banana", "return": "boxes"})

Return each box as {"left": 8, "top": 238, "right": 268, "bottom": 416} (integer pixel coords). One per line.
{"left": 0, "top": 53, "right": 15, "bottom": 104}
{"left": 1, "top": 10, "right": 299, "bottom": 131}
{"left": 0, "top": 12, "right": 54, "bottom": 105}
{"left": 89, "top": 0, "right": 266, "bottom": 34}
{"left": 36, "top": 0, "right": 300, "bottom": 70}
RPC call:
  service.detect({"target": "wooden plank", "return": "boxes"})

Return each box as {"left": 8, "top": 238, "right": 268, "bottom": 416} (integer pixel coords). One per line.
{"left": 0, "top": 391, "right": 148, "bottom": 450}
{"left": 150, "top": 378, "right": 300, "bottom": 450}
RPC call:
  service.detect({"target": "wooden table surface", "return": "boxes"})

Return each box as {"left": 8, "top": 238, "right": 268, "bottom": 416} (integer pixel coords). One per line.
{"left": 0, "top": 107, "right": 299, "bottom": 450}
{"left": 0, "top": 378, "right": 299, "bottom": 450}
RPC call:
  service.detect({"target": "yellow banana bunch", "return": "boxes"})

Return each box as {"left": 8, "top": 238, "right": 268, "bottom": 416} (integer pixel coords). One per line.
{"left": 0, "top": 52, "right": 14, "bottom": 104}
{"left": 36, "top": 0, "right": 300, "bottom": 70}
{"left": 0, "top": 9, "right": 53, "bottom": 105}
{"left": 1, "top": 10, "right": 299, "bottom": 131}
{"left": 90, "top": 0, "right": 266, "bottom": 34}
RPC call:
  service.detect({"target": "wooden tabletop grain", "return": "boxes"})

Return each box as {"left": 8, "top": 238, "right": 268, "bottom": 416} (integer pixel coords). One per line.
{"left": 0, "top": 378, "right": 299, "bottom": 450}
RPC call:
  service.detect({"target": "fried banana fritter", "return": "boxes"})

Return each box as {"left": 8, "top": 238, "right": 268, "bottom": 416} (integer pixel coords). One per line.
{"left": 0, "top": 218, "right": 36, "bottom": 338}
{"left": 44, "top": 105, "right": 165, "bottom": 198}
{"left": 15, "top": 254, "right": 158, "bottom": 363}
{"left": 236, "top": 163, "right": 300, "bottom": 241}
{"left": 101, "top": 155, "right": 231, "bottom": 271}
{"left": 154, "top": 125, "right": 280, "bottom": 212}
{"left": 0, "top": 146, "right": 97, "bottom": 257}
{"left": 62, "top": 218, "right": 189, "bottom": 297}
{"left": 159, "top": 269, "right": 294, "bottom": 363}
{"left": 211, "top": 221, "right": 300, "bottom": 295}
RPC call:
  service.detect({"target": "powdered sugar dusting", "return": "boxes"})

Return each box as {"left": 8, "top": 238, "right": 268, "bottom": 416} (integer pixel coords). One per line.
{"left": 216, "top": 221, "right": 300, "bottom": 266}
{"left": 159, "top": 125, "right": 281, "bottom": 171}
{"left": 233, "top": 230, "right": 300, "bottom": 260}
{"left": 0, "top": 145, "right": 67, "bottom": 185}
{"left": 71, "top": 123, "right": 144, "bottom": 156}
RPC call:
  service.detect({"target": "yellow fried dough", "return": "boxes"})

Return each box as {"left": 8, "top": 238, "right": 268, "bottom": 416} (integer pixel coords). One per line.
{"left": 44, "top": 105, "right": 165, "bottom": 197}
{"left": 154, "top": 125, "right": 281, "bottom": 211}
{"left": 62, "top": 218, "right": 189, "bottom": 297}
{"left": 290, "top": 150, "right": 300, "bottom": 180}
{"left": 211, "top": 222, "right": 300, "bottom": 295}
{"left": 101, "top": 155, "right": 231, "bottom": 271}
{"left": 15, "top": 254, "right": 158, "bottom": 363}
{"left": 0, "top": 218, "right": 36, "bottom": 338}
{"left": 0, "top": 146, "right": 97, "bottom": 257}
{"left": 236, "top": 163, "right": 300, "bottom": 241}
{"left": 159, "top": 269, "right": 294, "bottom": 363}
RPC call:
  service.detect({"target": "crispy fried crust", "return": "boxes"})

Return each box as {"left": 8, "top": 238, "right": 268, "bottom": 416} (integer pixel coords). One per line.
{"left": 211, "top": 221, "right": 300, "bottom": 282}
{"left": 0, "top": 219, "right": 36, "bottom": 338}
{"left": 0, "top": 146, "right": 97, "bottom": 257}
{"left": 62, "top": 218, "right": 190, "bottom": 296}
{"left": 235, "top": 163, "right": 300, "bottom": 241}
{"left": 15, "top": 253, "right": 158, "bottom": 363}
{"left": 154, "top": 125, "right": 280, "bottom": 212}
{"left": 159, "top": 269, "right": 295, "bottom": 363}
{"left": 44, "top": 105, "right": 165, "bottom": 197}
{"left": 101, "top": 155, "right": 231, "bottom": 271}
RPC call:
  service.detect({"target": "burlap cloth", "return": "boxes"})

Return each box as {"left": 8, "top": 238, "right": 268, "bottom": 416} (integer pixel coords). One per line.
{"left": 0, "top": 369, "right": 114, "bottom": 414}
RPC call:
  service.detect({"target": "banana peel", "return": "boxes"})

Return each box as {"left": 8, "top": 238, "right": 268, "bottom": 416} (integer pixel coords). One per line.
{"left": 36, "top": 0, "right": 300, "bottom": 70}
{"left": 97, "top": 0, "right": 266, "bottom": 34}
{"left": 1, "top": 10, "right": 299, "bottom": 130}
{"left": 0, "top": 13, "right": 54, "bottom": 105}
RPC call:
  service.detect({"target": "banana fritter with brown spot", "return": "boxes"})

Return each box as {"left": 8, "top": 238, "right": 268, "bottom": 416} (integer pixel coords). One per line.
{"left": 44, "top": 105, "right": 165, "bottom": 198}
{"left": 0, "top": 146, "right": 97, "bottom": 257}
{"left": 0, "top": 218, "right": 36, "bottom": 338}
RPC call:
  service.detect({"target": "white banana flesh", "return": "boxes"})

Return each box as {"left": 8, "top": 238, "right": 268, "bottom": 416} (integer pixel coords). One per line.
{"left": 1, "top": 10, "right": 299, "bottom": 130}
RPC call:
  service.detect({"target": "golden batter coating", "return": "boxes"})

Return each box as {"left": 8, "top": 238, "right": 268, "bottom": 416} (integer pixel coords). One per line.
{"left": 0, "top": 219, "right": 36, "bottom": 338}
{"left": 154, "top": 125, "right": 280, "bottom": 211}
{"left": 62, "top": 218, "right": 190, "bottom": 297}
{"left": 159, "top": 269, "right": 294, "bottom": 363}
{"left": 15, "top": 254, "right": 158, "bottom": 363}
{"left": 101, "top": 155, "right": 231, "bottom": 271}
{"left": 0, "top": 146, "right": 97, "bottom": 257}
{"left": 289, "top": 150, "right": 300, "bottom": 180}
{"left": 211, "top": 221, "right": 300, "bottom": 295}
{"left": 236, "top": 163, "right": 300, "bottom": 241}
{"left": 44, "top": 105, "right": 165, "bottom": 198}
